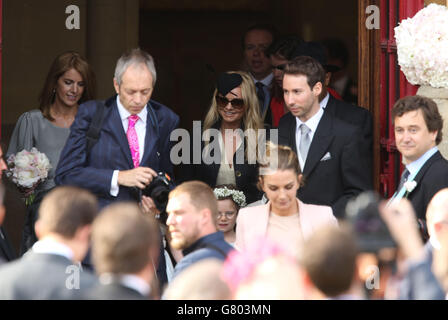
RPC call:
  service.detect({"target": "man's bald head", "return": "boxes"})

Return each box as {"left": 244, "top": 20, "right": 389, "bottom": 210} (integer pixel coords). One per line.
{"left": 426, "top": 188, "right": 448, "bottom": 239}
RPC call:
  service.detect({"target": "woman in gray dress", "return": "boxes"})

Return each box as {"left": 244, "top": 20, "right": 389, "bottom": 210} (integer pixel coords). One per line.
{"left": 7, "top": 51, "right": 96, "bottom": 191}
{"left": 7, "top": 51, "right": 96, "bottom": 251}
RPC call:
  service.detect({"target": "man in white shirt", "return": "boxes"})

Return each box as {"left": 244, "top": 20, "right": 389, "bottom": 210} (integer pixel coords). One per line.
{"left": 85, "top": 202, "right": 160, "bottom": 300}
{"left": 242, "top": 24, "right": 276, "bottom": 125}
{"left": 391, "top": 95, "right": 448, "bottom": 223}
{"left": 278, "top": 56, "right": 371, "bottom": 218}
{"left": 0, "top": 186, "right": 98, "bottom": 299}
{"left": 55, "top": 48, "right": 179, "bottom": 213}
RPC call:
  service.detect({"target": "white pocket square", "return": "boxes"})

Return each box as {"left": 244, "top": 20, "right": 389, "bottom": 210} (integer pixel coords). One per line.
{"left": 320, "top": 152, "right": 332, "bottom": 161}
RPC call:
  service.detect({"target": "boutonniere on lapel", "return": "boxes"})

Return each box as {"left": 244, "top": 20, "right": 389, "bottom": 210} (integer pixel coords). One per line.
{"left": 403, "top": 180, "right": 417, "bottom": 198}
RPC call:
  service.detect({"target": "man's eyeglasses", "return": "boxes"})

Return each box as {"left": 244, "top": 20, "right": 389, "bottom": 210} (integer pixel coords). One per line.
{"left": 215, "top": 95, "right": 245, "bottom": 109}
{"left": 217, "top": 211, "right": 237, "bottom": 219}
{"left": 273, "top": 64, "right": 286, "bottom": 71}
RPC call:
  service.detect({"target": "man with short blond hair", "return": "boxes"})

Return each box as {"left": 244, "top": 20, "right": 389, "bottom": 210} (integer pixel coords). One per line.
{"left": 166, "top": 181, "right": 233, "bottom": 278}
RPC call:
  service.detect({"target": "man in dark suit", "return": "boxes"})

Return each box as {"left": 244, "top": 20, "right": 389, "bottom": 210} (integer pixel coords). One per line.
{"left": 278, "top": 56, "right": 372, "bottom": 218}
{"left": 390, "top": 95, "right": 448, "bottom": 223}
{"left": 242, "top": 24, "right": 276, "bottom": 126}
{"left": 84, "top": 203, "right": 160, "bottom": 300}
{"left": 294, "top": 41, "right": 373, "bottom": 166}
{"left": 55, "top": 48, "right": 177, "bottom": 287}
{"left": 55, "top": 48, "right": 179, "bottom": 211}
{"left": 0, "top": 186, "right": 98, "bottom": 299}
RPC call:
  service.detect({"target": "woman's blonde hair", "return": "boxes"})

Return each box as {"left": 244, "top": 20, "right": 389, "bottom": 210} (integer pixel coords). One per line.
{"left": 257, "top": 142, "right": 304, "bottom": 190}
{"left": 203, "top": 71, "right": 263, "bottom": 133}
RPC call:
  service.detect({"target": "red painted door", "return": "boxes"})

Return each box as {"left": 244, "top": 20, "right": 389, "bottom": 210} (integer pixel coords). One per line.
{"left": 379, "top": 0, "right": 424, "bottom": 198}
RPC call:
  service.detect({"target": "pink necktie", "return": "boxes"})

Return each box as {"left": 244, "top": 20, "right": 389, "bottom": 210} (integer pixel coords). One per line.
{"left": 127, "top": 115, "right": 140, "bottom": 168}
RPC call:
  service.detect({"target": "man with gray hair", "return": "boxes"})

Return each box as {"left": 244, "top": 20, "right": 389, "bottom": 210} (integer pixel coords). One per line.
{"left": 56, "top": 48, "right": 179, "bottom": 212}
{"left": 55, "top": 48, "right": 178, "bottom": 286}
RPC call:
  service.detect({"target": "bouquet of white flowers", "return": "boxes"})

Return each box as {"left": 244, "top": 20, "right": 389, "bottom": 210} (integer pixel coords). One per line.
{"left": 394, "top": 4, "right": 448, "bottom": 88}
{"left": 6, "top": 147, "right": 52, "bottom": 206}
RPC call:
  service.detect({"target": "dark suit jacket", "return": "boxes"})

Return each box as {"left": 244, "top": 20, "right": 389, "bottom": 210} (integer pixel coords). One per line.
{"left": 0, "top": 227, "right": 16, "bottom": 262}
{"left": 83, "top": 282, "right": 148, "bottom": 300}
{"left": 278, "top": 111, "right": 373, "bottom": 218}
{"left": 406, "top": 151, "right": 448, "bottom": 221}
{"left": 0, "top": 252, "right": 97, "bottom": 299}
{"left": 324, "top": 95, "right": 373, "bottom": 168}
{"left": 55, "top": 95, "right": 179, "bottom": 208}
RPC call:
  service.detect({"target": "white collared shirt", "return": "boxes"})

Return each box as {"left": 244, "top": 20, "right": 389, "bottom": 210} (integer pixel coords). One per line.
{"left": 429, "top": 236, "right": 441, "bottom": 251}
{"left": 110, "top": 95, "right": 148, "bottom": 196}
{"left": 320, "top": 92, "right": 330, "bottom": 109}
{"left": 404, "top": 146, "right": 438, "bottom": 178}
{"left": 99, "top": 273, "right": 151, "bottom": 297}
{"left": 32, "top": 238, "right": 74, "bottom": 261}
{"left": 250, "top": 72, "right": 273, "bottom": 88}
{"left": 295, "top": 107, "right": 325, "bottom": 170}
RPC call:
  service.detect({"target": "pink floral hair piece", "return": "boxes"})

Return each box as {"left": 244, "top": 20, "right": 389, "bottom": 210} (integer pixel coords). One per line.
{"left": 220, "top": 237, "right": 296, "bottom": 292}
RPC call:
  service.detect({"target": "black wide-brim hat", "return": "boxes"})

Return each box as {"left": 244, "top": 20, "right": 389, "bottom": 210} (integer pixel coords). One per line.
{"left": 292, "top": 41, "right": 341, "bottom": 73}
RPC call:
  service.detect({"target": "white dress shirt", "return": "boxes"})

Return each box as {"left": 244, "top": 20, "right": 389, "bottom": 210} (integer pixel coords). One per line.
{"left": 320, "top": 92, "right": 330, "bottom": 110}
{"left": 295, "top": 107, "right": 325, "bottom": 170}
{"left": 110, "top": 96, "right": 148, "bottom": 196}
{"left": 99, "top": 273, "right": 151, "bottom": 297}
{"left": 32, "top": 238, "right": 74, "bottom": 261}
{"left": 391, "top": 146, "right": 438, "bottom": 202}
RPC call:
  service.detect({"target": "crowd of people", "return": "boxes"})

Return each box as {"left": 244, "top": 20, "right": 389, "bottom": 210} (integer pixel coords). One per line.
{"left": 0, "top": 23, "right": 447, "bottom": 300}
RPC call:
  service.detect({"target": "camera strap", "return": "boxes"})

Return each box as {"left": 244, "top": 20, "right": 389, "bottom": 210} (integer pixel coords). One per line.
{"left": 86, "top": 100, "right": 108, "bottom": 154}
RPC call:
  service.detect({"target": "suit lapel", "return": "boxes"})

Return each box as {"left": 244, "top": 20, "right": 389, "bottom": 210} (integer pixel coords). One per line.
{"left": 104, "top": 101, "right": 134, "bottom": 168}
{"left": 323, "top": 95, "right": 337, "bottom": 117}
{"left": 140, "top": 103, "right": 159, "bottom": 166}
{"left": 251, "top": 203, "right": 270, "bottom": 241}
{"left": 412, "top": 151, "right": 441, "bottom": 186}
{"left": 303, "top": 112, "right": 334, "bottom": 176}
{"left": 287, "top": 114, "right": 298, "bottom": 155}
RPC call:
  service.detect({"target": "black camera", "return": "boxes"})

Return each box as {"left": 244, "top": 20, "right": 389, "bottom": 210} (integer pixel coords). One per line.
{"left": 345, "top": 191, "right": 396, "bottom": 253}
{"left": 141, "top": 172, "right": 174, "bottom": 221}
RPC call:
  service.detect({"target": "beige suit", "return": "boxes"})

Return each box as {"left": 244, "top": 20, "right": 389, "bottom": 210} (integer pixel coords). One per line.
{"left": 235, "top": 199, "right": 338, "bottom": 251}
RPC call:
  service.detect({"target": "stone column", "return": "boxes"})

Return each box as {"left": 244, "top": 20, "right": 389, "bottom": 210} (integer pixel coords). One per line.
{"left": 87, "top": 0, "right": 139, "bottom": 99}
{"left": 417, "top": 86, "right": 448, "bottom": 159}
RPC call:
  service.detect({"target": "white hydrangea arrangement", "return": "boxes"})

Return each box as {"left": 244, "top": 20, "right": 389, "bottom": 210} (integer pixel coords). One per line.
{"left": 394, "top": 4, "right": 448, "bottom": 88}
{"left": 7, "top": 147, "right": 52, "bottom": 205}
{"left": 213, "top": 186, "right": 247, "bottom": 207}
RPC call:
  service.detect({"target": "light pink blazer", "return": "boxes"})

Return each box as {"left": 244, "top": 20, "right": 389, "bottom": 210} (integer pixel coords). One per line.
{"left": 235, "top": 199, "right": 338, "bottom": 251}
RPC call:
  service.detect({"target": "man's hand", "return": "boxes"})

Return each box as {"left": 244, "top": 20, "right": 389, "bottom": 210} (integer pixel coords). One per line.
{"left": 118, "top": 167, "right": 157, "bottom": 189}
{"left": 140, "top": 195, "right": 161, "bottom": 218}
{"left": 380, "top": 199, "right": 424, "bottom": 260}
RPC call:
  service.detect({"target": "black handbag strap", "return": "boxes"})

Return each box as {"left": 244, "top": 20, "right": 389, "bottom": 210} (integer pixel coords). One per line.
{"left": 86, "top": 100, "right": 107, "bottom": 154}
